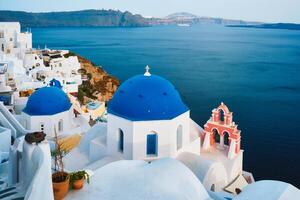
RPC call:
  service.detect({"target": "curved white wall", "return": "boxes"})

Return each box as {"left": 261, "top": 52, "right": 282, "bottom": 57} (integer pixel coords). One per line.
{"left": 22, "top": 140, "right": 54, "bottom": 200}
{"left": 177, "top": 152, "right": 228, "bottom": 192}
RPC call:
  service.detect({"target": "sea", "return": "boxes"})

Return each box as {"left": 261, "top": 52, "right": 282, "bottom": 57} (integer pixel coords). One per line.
{"left": 31, "top": 25, "right": 300, "bottom": 187}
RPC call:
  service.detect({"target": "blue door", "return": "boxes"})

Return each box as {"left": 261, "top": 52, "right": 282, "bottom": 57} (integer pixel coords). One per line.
{"left": 147, "top": 133, "right": 157, "bottom": 155}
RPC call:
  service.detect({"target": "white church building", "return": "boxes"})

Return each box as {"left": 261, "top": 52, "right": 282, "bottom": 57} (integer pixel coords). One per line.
{"left": 62, "top": 68, "right": 245, "bottom": 193}
{"left": 107, "top": 67, "right": 199, "bottom": 160}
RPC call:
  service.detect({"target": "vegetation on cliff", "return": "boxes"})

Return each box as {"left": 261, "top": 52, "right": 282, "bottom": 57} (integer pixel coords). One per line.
{"left": 69, "top": 53, "right": 119, "bottom": 105}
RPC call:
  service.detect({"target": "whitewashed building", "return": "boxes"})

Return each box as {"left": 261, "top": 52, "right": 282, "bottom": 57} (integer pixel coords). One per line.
{"left": 21, "top": 86, "right": 77, "bottom": 137}
{"left": 0, "top": 22, "right": 32, "bottom": 59}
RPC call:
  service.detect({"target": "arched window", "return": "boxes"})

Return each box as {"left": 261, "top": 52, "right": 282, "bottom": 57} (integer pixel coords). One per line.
{"left": 58, "top": 119, "right": 63, "bottom": 132}
{"left": 224, "top": 132, "right": 230, "bottom": 146}
{"left": 118, "top": 129, "right": 124, "bottom": 153}
{"left": 213, "top": 129, "right": 220, "bottom": 143}
{"left": 177, "top": 125, "right": 183, "bottom": 150}
{"left": 147, "top": 133, "right": 157, "bottom": 156}
{"left": 219, "top": 109, "right": 225, "bottom": 122}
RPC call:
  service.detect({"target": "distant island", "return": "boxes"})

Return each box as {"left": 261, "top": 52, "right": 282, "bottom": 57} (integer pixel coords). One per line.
{"left": 150, "top": 12, "right": 261, "bottom": 26}
{"left": 0, "top": 9, "right": 149, "bottom": 27}
{"left": 227, "top": 23, "right": 300, "bottom": 30}
{"left": 0, "top": 10, "right": 262, "bottom": 28}
{"left": 0, "top": 10, "right": 299, "bottom": 29}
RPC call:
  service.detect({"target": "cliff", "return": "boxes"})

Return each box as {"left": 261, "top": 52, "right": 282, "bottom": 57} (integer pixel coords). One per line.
{"left": 0, "top": 10, "right": 264, "bottom": 27}
{"left": 150, "top": 12, "right": 261, "bottom": 26}
{"left": 74, "top": 54, "right": 119, "bottom": 104}
{"left": 0, "top": 9, "right": 149, "bottom": 27}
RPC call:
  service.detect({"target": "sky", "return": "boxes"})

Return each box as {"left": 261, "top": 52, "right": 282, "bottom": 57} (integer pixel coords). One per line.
{"left": 0, "top": 0, "right": 300, "bottom": 23}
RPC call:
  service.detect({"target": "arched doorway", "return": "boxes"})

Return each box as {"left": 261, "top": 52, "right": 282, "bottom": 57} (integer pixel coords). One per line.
{"left": 219, "top": 109, "right": 225, "bottom": 122}
{"left": 118, "top": 129, "right": 124, "bottom": 153}
{"left": 213, "top": 129, "right": 220, "bottom": 144}
{"left": 224, "top": 132, "right": 230, "bottom": 146}
{"left": 177, "top": 125, "right": 183, "bottom": 150}
{"left": 147, "top": 133, "right": 157, "bottom": 156}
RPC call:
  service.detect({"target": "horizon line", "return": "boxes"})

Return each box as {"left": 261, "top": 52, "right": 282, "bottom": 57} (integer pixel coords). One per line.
{"left": 1, "top": 8, "right": 299, "bottom": 24}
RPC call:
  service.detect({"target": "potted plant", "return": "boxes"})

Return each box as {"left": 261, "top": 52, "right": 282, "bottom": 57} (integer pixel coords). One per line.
{"left": 25, "top": 132, "right": 46, "bottom": 144}
{"left": 51, "top": 128, "right": 69, "bottom": 200}
{"left": 69, "top": 170, "right": 90, "bottom": 190}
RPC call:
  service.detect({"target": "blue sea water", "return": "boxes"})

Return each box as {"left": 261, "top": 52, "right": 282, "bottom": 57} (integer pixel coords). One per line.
{"left": 31, "top": 25, "right": 300, "bottom": 187}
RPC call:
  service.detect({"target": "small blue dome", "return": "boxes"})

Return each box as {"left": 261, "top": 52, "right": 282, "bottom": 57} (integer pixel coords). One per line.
{"left": 108, "top": 74, "right": 189, "bottom": 121}
{"left": 23, "top": 86, "right": 72, "bottom": 116}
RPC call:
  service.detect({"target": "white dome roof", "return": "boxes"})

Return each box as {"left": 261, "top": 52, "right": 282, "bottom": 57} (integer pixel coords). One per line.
{"left": 66, "top": 158, "right": 211, "bottom": 200}
{"left": 234, "top": 180, "right": 300, "bottom": 200}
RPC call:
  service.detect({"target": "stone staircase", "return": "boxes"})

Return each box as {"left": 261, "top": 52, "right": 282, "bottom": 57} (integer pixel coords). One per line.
{"left": 0, "top": 178, "right": 25, "bottom": 200}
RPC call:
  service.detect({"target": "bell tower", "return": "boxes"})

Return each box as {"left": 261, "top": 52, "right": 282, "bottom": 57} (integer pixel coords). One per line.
{"left": 202, "top": 102, "right": 241, "bottom": 159}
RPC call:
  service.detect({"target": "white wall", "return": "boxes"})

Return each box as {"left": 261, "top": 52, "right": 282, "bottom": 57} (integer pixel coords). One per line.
{"left": 22, "top": 109, "right": 74, "bottom": 137}
{"left": 22, "top": 140, "right": 54, "bottom": 200}
{"left": 107, "top": 114, "right": 134, "bottom": 159}
{"left": 227, "top": 151, "right": 243, "bottom": 182}
{"left": 0, "top": 126, "right": 11, "bottom": 152}
{"left": 107, "top": 111, "right": 190, "bottom": 160}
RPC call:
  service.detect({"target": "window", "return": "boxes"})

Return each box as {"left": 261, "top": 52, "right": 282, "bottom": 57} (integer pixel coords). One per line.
{"left": 213, "top": 129, "right": 220, "bottom": 143}
{"left": 219, "top": 109, "right": 225, "bottom": 122}
{"left": 147, "top": 133, "right": 157, "bottom": 156}
{"left": 118, "top": 129, "right": 124, "bottom": 153}
{"left": 58, "top": 120, "right": 63, "bottom": 132}
{"left": 177, "top": 125, "right": 183, "bottom": 150}
{"left": 40, "top": 122, "right": 44, "bottom": 132}
{"left": 224, "top": 132, "right": 230, "bottom": 146}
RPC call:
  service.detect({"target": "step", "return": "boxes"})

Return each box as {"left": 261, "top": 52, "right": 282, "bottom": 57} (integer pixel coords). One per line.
{"left": 11, "top": 198, "right": 25, "bottom": 200}
{"left": 0, "top": 187, "right": 16, "bottom": 195}
{"left": 0, "top": 191, "right": 18, "bottom": 199}
{"left": 0, "top": 186, "right": 24, "bottom": 200}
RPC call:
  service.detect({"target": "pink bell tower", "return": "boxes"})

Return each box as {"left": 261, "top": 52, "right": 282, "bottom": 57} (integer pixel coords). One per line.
{"left": 202, "top": 102, "right": 241, "bottom": 159}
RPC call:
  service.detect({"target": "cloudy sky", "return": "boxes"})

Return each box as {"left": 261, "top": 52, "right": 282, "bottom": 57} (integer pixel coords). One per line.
{"left": 1, "top": 0, "right": 300, "bottom": 23}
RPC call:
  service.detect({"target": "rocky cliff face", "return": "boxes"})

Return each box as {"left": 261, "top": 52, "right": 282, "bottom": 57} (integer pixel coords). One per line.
{"left": 0, "top": 10, "right": 149, "bottom": 27}
{"left": 76, "top": 54, "right": 119, "bottom": 104}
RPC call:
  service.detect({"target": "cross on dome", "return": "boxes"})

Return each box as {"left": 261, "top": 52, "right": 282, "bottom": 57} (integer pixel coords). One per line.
{"left": 144, "top": 65, "right": 151, "bottom": 76}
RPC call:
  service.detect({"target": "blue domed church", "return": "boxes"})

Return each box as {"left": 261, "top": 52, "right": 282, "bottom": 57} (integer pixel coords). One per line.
{"left": 107, "top": 67, "right": 201, "bottom": 160}
{"left": 22, "top": 86, "right": 74, "bottom": 137}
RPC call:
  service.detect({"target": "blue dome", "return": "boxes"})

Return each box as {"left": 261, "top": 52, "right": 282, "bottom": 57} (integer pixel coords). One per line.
{"left": 108, "top": 74, "right": 189, "bottom": 121}
{"left": 23, "top": 86, "right": 72, "bottom": 116}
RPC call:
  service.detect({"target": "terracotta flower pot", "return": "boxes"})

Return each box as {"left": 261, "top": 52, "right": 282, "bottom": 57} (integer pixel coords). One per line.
{"left": 73, "top": 178, "right": 84, "bottom": 190}
{"left": 52, "top": 172, "right": 70, "bottom": 200}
